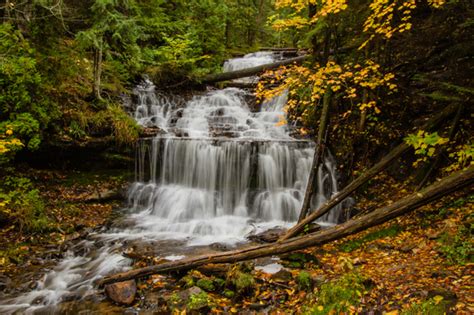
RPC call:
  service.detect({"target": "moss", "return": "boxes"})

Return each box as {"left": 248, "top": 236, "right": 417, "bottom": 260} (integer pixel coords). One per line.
{"left": 167, "top": 293, "right": 182, "bottom": 309}
{"left": 223, "top": 289, "right": 235, "bottom": 299}
{"left": 306, "top": 272, "right": 368, "bottom": 314}
{"left": 180, "top": 275, "right": 195, "bottom": 288}
{"left": 233, "top": 271, "right": 255, "bottom": 293}
{"left": 401, "top": 297, "right": 449, "bottom": 315}
{"left": 339, "top": 225, "right": 402, "bottom": 252}
{"left": 196, "top": 278, "right": 215, "bottom": 292}
{"left": 296, "top": 271, "right": 312, "bottom": 290}
{"left": 187, "top": 292, "right": 210, "bottom": 311}
{"left": 213, "top": 278, "right": 226, "bottom": 289}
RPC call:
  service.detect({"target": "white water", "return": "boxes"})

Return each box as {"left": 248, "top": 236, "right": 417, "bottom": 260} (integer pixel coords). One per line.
{"left": 0, "top": 52, "right": 347, "bottom": 313}
{"left": 223, "top": 51, "right": 278, "bottom": 83}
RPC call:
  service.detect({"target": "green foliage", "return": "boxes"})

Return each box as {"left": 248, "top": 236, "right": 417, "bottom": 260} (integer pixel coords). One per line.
{"left": 402, "top": 297, "right": 449, "bottom": 315}
{"left": 306, "top": 273, "right": 368, "bottom": 315}
{"left": 296, "top": 271, "right": 312, "bottom": 290}
{"left": 0, "top": 23, "right": 58, "bottom": 160}
{"left": 0, "top": 176, "right": 49, "bottom": 233}
{"left": 437, "top": 218, "right": 473, "bottom": 265}
{"left": 339, "top": 225, "right": 402, "bottom": 252}
{"left": 404, "top": 131, "right": 449, "bottom": 167}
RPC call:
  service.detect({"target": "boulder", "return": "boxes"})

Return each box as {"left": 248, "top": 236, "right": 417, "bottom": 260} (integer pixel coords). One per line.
{"left": 271, "top": 269, "right": 293, "bottom": 282}
{"left": 105, "top": 280, "right": 137, "bottom": 305}
{"left": 247, "top": 227, "right": 287, "bottom": 243}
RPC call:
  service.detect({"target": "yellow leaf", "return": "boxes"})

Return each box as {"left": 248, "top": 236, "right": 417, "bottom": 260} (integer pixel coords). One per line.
{"left": 384, "top": 311, "right": 399, "bottom": 315}
{"left": 433, "top": 295, "right": 444, "bottom": 305}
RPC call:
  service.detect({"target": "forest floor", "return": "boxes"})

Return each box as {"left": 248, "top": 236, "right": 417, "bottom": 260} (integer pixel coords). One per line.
{"left": 128, "top": 185, "right": 472, "bottom": 314}
{"left": 0, "top": 170, "right": 472, "bottom": 314}
{"left": 0, "top": 168, "right": 131, "bottom": 292}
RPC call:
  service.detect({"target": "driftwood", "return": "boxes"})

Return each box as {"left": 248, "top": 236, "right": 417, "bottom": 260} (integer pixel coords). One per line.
{"left": 298, "top": 91, "right": 332, "bottom": 222}
{"left": 201, "top": 55, "right": 309, "bottom": 84}
{"left": 280, "top": 104, "right": 459, "bottom": 240}
{"left": 97, "top": 165, "right": 473, "bottom": 286}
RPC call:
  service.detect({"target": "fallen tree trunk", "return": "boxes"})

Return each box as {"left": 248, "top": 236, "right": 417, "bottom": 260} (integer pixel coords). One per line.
{"left": 201, "top": 55, "right": 309, "bottom": 84}
{"left": 298, "top": 91, "right": 332, "bottom": 222}
{"left": 280, "top": 104, "right": 459, "bottom": 240}
{"left": 97, "top": 165, "right": 473, "bottom": 286}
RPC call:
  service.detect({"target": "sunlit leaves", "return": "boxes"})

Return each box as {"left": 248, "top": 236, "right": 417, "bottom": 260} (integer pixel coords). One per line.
{"left": 360, "top": 0, "right": 446, "bottom": 49}
{"left": 404, "top": 130, "right": 449, "bottom": 166}
{"left": 256, "top": 60, "right": 396, "bottom": 126}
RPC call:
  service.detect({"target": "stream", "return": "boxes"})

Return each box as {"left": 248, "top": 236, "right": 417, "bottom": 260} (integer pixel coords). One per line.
{"left": 0, "top": 52, "right": 347, "bottom": 314}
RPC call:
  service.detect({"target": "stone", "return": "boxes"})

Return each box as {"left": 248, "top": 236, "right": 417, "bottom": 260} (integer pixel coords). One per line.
{"left": 0, "top": 275, "right": 11, "bottom": 291}
{"left": 105, "top": 280, "right": 137, "bottom": 305}
{"left": 399, "top": 243, "right": 416, "bottom": 253}
{"left": 271, "top": 269, "right": 293, "bottom": 282}
{"left": 247, "top": 227, "right": 287, "bottom": 243}
{"left": 177, "top": 286, "right": 203, "bottom": 302}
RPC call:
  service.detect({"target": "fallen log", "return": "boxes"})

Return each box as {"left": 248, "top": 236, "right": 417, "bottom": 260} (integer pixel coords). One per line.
{"left": 97, "top": 165, "right": 473, "bottom": 286}
{"left": 280, "top": 104, "right": 459, "bottom": 240}
{"left": 201, "top": 55, "right": 309, "bottom": 84}
{"left": 259, "top": 47, "right": 299, "bottom": 51}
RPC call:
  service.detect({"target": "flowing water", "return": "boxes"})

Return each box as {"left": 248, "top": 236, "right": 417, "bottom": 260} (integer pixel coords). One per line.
{"left": 0, "top": 51, "right": 347, "bottom": 314}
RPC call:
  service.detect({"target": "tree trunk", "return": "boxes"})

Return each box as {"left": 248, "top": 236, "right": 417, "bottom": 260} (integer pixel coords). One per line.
{"left": 416, "top": 104, "right": 463, "bottom": 190}
{"left": 298, "top": 91, "right": 332, "bottom": 222}
{"left": 280, "top": 103, "right": 459, "bottom": 240}
{"left": 201, "top": 55, "right": 309, "bottom": 84}
{"left": 97, "top": 165, "right": 473, "bottom": 286}
{"left": 93, "top": 41, "right": 103, "bottom": 100}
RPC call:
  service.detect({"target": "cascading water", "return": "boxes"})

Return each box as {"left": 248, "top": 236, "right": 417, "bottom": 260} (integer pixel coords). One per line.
{"left": 0, "top": 51, "right": 346, "bottom": 314}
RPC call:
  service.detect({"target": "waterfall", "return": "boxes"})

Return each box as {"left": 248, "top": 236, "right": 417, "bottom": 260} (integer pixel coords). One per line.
{"left": 128, "top": 52, "right": 345, "bottom": 244}
{"left": 0, "top": 52, "right": 347, "bottom": 314}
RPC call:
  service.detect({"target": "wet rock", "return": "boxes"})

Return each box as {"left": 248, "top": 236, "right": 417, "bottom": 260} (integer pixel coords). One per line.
{"left": 271, "top": 269, "right": 292, "bottom": 282}
{"left": 280, "top": 251, "right": 319, "bottom": 268}
{"left": 400, "top": 243, "right": 416, "bottom": 253}
{"left": 143, "top": 291, "right": 167, "bottom": 309}
{"left": 209, "top": 243, "right": 231, "bottom": 251}
{"left": 177, "top": 286, "right": 203, "bottom": 302}
{"left": 0, "top": 275, "right": 11, "bottom": 291}
{"left": 105, "top": 280, "right": 137, "bottom": 305}
{"left": 247, "top": 227, "right": 287, "bottom": 243}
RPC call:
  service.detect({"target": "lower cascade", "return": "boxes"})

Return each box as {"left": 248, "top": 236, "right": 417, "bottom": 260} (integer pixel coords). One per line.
{"left": 0, "top": 52, "right": 347, "bottom": 314}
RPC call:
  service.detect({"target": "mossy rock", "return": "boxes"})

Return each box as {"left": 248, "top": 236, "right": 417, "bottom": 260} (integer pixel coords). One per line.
{"left": 227, "top": 270, "right": 255, "bottom": 294}
{"left": 187, "top": 291, "right": 211, "bottom": 312}
{"left": 196, "top": 278, "right": 215, "bottom": 292}
{"left": 223, "top": 289, "right": 235, "bottom": 299}
{"left": 180, "top": 275, "right": 195, "bottom": 288}
{"left": 213, "top": 278, "right": 226, "bottom": 289}
{"left": 296, "top": 271, "right": 312, "bottom": 290}
{"left": 281, "top": 252, "right": 319, "bottom": 265}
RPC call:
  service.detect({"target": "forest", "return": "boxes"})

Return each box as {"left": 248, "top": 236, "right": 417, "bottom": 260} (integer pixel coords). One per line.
{"left": 0, "top": 0, "right": 472, "bottom": 314}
